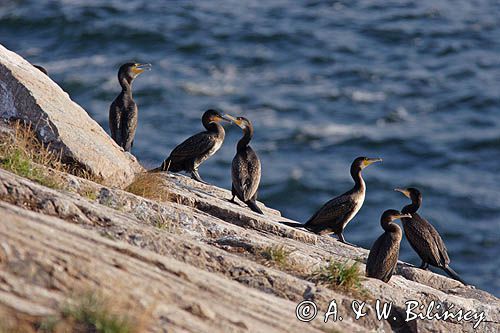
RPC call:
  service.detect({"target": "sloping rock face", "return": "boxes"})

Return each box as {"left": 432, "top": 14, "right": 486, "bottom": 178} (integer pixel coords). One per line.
{"left": 0, "top": 46, "right": 498, "bottom": 332}
{"left": 0, "top": 44, "right": 142, "bottom": 187}
{"left": 0, "top": 168, "right": 498, "bottom": 333}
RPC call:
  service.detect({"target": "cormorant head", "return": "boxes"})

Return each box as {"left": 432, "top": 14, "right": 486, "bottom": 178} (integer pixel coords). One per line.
{"left": 394, "top": 187, "right": 421, "bottom": 203}
{"left": 381, "top": 209, "right": 412, "bottom": 222}
{"left": 352, "top": 156, "right": 382, "bottom": 173}
{"left": 202, "top": 109, "right": 231, "bottom": 125}
{"left": 33, "top": 64, "right": 48, "bottom": 75}
{"left": 118, "top": 62, "right": 151, "bottom": 83}
{"left": 224, "top": 115, "right": 252, "bottom": 130}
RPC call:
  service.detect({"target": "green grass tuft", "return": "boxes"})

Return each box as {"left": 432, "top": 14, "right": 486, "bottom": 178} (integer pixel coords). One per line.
{"left": 0, "top": 121, "right": 65, "bottom": 189}
{"left": 37, "top": 316, "right": 58, "bottom": 332}
{"left": 260, "top": 245, "right": 292, "bottom": 269}
{"left": 59, "top": 293, "right": 135, "bottom": 333}
{"left": 1, "top": 146, "right": 55, "bottom": 187}
{"left": 149, "top": 208, "right": 180, "bottom": 234}
{"left": 310, "top": 259, "right": 363, "bottom": 292}
{"left": 81, "top": 188, "right": 98, "bottom": 201}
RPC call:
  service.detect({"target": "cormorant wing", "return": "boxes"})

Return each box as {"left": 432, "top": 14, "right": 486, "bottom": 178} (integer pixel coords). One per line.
{"left": 367, "top": 233, "right": 400, "bottom": 282}
{"left": 232, "top": 147, "right": 261, "bottom": 202}
{"left": 169, "top": 131, "right": 216, "bottom": 160}
{"left": 407, "top": 213, "right": 450, "bottom": 267}
{"left": 305, "top": 194, "right": 355, "bottom": 227}
{"left": 121, "top": 105, "right": 138, "bottom": 152}
{"left": 109, "top": 99, "right": 121, "bottom": 144}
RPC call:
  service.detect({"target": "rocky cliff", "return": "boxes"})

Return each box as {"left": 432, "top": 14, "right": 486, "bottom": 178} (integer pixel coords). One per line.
{"left": 0, "top": 44, "right": 498, "bottom": 333}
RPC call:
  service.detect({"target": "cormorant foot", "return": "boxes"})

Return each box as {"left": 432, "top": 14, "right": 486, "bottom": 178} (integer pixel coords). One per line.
{"left": 419, "top": 261, "right": 429, "bottom": 270}
{"left": 336, "top": 234, "right": 357, "bottom": 247}
{"left": 193, "top": 177, "right": 209, "bottom": 185}
{"left": 191, "top": 171, "right": 208, "bottom": 184}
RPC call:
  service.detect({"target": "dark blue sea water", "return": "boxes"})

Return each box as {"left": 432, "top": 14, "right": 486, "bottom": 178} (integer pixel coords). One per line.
{"left": 1, "top": 0, "right": 499, "bottom": 295}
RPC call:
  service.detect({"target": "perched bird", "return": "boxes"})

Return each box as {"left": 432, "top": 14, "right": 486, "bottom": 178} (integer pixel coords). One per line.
{"left": 225, "top": 115, "right": 263, "bottom": 214}
{"left": 33, "top": 64, "right": 48, "bottom": 75}
{"left": 109, "top": 62, "right": 151, "bottom": 152}
{"left": 395, "top": 187, "right": 467, "bottom": 285}
{"left": 366, "top": 209, "right": 411, "bottom": 282}
{"left": 301, "top": 156, "right": 382, "bottom": 243}
{"left": 151, "top": 109, "right": 230, "bottom": 183}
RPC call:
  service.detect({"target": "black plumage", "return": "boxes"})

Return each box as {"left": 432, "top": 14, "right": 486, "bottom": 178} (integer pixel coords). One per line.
{"left": 366, "top": 209, "right": 411, "bottom": 282}
{"left": 33, "top": 64, "right": 48, "bottom": 75}
{"left": 395, "top": 187, "right": 467, "bottom": 285}
{"left": 151, "top": 109, "right": 230, "bottom": 184}
{"left": 226, "top": 115, "right": 263, "bottom": 214}
{"left": 302, "top": 156, "right": 382, "bottom": 243}
{"left": 109, "top": 62, "right": 151, "bottom": 152}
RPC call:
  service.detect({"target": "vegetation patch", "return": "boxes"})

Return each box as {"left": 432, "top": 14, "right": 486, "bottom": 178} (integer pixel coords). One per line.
{"left": 150, "top": 210, "right": 180, "bottom": 234}
{"left": 309, "top": 259, "right": 364, "bottom": 293}
{"left": 37, "top": 292, "right": 145, "bottom": 333}
{"left": 81, "top": 187, "right": 98, "bottom": 201}
{"left": 260, "top": 245, "right": 293, "bottom": 269}
{"left": 0, "top": 121, "right": 67, "bottom": 189}
{"left": 0, "top": 292, "right": 148, "bottom": 333}
{"left": 126, "top": 173, "right": 170, "bottom": 202}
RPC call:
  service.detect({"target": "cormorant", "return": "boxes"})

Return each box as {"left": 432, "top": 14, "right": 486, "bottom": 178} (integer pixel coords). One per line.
{"left": 395, "top": 187, "right": 467, "bottom": 285}
{"left": 151, "top": 109, "right": 230, "bottom": 183}
{"left": 109, "top": 62, "right": 151, "bottom": 152}
{"left": 225, "top": 115, "right": 263, "bottom": 214}
{"left": 33, "top": 65, "right": 48, "bottom": 75}
{"left": 366, "top": 209, "right": 411, "bottom": 282}
{"left": 302, "top": 156, "right": 382, "bottom": 243}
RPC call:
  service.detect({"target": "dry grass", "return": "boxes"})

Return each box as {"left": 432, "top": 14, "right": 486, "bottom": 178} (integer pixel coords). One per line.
{"left": 0, "top": 121, "right": 104, "bottom": 192}
{"left": 80, "top": 187, "right": 98, "bottom": 201}
{"left": 126, "top": 173, "right": 170, "bottom": 202}
{"left": 0, "top": 292, "right": 150, "bottom": 333}
{"left": 309, "top": 259, "right": 363, "bottom": 293}
{"left": 71, "top": 167, "right": 103, "bottom": 185}
{"left": 38, "top": 292, "right": 149, "bottom": 333}
{"left": 150, "top": 209, "right": 180, "bottom": 234}
{"left": 0, "top": 121, "right": 67, "bottom": 189}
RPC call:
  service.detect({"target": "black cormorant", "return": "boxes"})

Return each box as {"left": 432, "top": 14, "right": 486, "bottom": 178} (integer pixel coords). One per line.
{"left": 395, "top": 187, "right": 467, "bottom": 285}
{"left": 366, "top": 209, "right": 411, "bottom": 282}
{"left": 225, "top": 115, "right": 263, "bottom": 214}
{"left": 33, "top": 65, "right": 48, "bottom": 75}
{"left": 151, "top": 109, "right": 230, "bottom": 183}
{"left": 302, "top": 156, "right": 382, "bottom": 243}
{"left": 109, "top": 62, "right": 151, "bottom": 152}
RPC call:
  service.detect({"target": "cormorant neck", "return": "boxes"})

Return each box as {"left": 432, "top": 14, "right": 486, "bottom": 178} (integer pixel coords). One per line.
{"left": 204, "top": 121, "right": 225, "bottom": 135}
{"left": 119, "top": 76, "right": 133, "bottom": 94}
{"left": 237, "top": 126, "right": 253, "bottom": 152}
{"left": 402, "top": 196, "right": 421, "bottom": 214}
{"left": 350, "top": 167, "right": 365, "bottom": 192}
{"left": 381, "top": 219, "right": 400, "bottom": 233}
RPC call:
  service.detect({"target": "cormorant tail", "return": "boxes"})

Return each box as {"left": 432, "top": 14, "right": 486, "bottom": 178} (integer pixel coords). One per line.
{"left": 280, "top": 221, "right": 305, "bottom": 228}
{"left": 443, "top": 265, "right": 467, "bottom": 285}
{"left": 149, "top": 159, "right": 170, "bottom": 173}
{"left": 246, "top": 200, "right": 264, "bottom": 215}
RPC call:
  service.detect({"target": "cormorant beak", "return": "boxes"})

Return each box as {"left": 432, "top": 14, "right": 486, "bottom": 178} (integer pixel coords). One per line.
{"left": 132, "top": 63, "right": 152, "bottom": 74}
{"left": 394, "top": 188, "right": 411, "bottom": 199}
{"left": 362, "top": 157, "right": 382, "bottom": 168}
{"left": 214, "top": 113, "right": 231, "bottom": 123}
{"left": 397, "top": 213, "right": 412, "bottom": 219}
{"left": 224, "top": 114, "right": 244, "bottom": 128}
